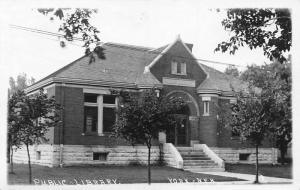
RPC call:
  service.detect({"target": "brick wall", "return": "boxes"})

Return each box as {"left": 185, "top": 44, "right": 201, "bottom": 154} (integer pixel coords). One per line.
{"left": 199, "top": 96, "right": 218, "bottom": 146}
{"left": 43, "top": 86, "right": 56, "bottom": 144}
{"left": 54, "top": 86, "right": 159, "bottom": 146}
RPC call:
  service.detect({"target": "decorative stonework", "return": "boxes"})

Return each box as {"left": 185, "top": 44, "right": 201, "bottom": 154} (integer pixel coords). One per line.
{"left": 162, "top": 77, "right": 195, "bottom": 87}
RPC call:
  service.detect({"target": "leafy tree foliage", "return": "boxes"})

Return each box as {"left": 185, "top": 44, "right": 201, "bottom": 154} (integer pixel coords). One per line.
{"left": 8, "top": 91, "right": 24, "bottom": 173}
{"left": 240, "top": 60, "right": 291, "bottom": 164}
{"left": 215, "top": 9, "right": 291, "bottom": 63}
{"left": 219, "top": 87, "right": 273, "bottom": 183}
{"left": 112, "top": 88, "right": 186, "bottom": 184}
{"left": 8, "top": 73, "right": 35, "bottom": 96}
{"left": 224, "top": 66, "right": 240, "bottom": 77}
{"left": 37, "top": 8, "right": 105, "bottom": 62}
{"left": 7, "top": 73, "right": 35, "bottom": 170}
{"left": 8, "top": 89, "right": 61, "bottom": 183}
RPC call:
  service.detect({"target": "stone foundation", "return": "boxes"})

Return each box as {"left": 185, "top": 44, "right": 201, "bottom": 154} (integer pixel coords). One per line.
{"left": 210, "top": 147, "right": 278, "bottom": 164}
{"left": 13, "top": 144, "right": 279, "bottom": 167}
{"left": 13, "top": 144, "right": 162, "bottom": 167}
{"left": 13, "top": 144, "right": 55, "bottom": 167}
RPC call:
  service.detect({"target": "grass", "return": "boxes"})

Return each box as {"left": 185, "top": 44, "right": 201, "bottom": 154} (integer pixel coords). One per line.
{"left": 8, "top": 164, "right": 244, "bottom": 185}
{"left": 225, "top": 163, "right": 292, "bottom": 179}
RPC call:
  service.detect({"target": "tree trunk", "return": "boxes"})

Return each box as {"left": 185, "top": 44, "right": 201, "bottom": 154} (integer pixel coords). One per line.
{"left": 147, "top": 144, "right": 151, "bottom": 185}
{"left": 280, "top": 144, "right": 287, "bottom": 165}
{"left": 10, "top": 145, "right": 14, "bottom": 174}
{"left": 7, "top": 142, "right": 11, "bottom": 164}
{"left": 26, "top": 144, "right": 32, "bottom": 184}
{"left": 254, "top": 144, "right": 259, "bottom": 184}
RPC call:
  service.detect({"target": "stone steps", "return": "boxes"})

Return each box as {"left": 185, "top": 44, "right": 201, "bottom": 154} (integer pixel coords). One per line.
{"left": 184, "top": 163, "right": 219, "bottom": 167}
{"left": 183, "top": 160, "right": 215, "bottom": 163}
{"left": 185, "top": 167, "right": 225, "bottom": 172}
{"left": 182, "top": 156, "right": 211, "bottom": 160}
{"left": 176, "top": 146, "right": 224, "bottom": 172}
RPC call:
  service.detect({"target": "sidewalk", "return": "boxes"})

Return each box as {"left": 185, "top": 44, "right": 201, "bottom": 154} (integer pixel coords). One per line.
{"left": 197, "top": 171, "right": 292, "bottom": 184}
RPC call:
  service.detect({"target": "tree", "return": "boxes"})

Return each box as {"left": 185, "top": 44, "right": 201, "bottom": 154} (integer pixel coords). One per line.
{"left": 7, "top": 74, "right": 35, "bottom": 167}
{"left": 219, "top": 87, "right": 273, "bottom": 183}
{"left": 7, "top": 91, "right": 24, "bottom": 173}
{"left": 240, "top": 61, "right": 292, "bottom": 164}
{"left": 261, "top": 62, "right": 291, "bottom": 164}
{"left": 11, "top": 89, "right": 61, "bottom": 184}
{"left": 215, "top": 9, "right": 291, "bottom": 63}
{"left": 224, "top": 65, "right": 240, "bottom": 77}
{"left": 112, "top": 89, "right": 185, "bottom": 184}
{"left": 8, "top": 73, "right": 35, "bottom": 97}
{"left": 37, "top": 8, "right": 105, "bottom": 63}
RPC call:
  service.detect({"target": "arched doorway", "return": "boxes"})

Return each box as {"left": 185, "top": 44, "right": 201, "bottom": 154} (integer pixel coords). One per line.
{"left": 165, "top": 91, "right": 199, "bottom": 146}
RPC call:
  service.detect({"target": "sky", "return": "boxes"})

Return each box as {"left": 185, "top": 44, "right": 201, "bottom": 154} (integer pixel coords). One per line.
{"left": 0, "top": 0, "right": 276, "bottom": 84}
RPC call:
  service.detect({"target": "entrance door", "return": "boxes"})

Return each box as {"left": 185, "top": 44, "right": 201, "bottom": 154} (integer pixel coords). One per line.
{"left": 166, "top": 114, "right": 188, "bottom": 146}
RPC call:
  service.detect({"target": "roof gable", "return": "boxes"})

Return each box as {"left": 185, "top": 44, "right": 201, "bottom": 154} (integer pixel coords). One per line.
{"left": 144, "top": 36, "right": 208, "bottom": 77}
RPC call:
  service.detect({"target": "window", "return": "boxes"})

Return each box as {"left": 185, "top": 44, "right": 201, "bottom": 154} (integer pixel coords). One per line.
{"left": 103, "top": 107, "right": 116, "bottom": 132}
{"left": 84, "top": 106, "right": 98, "bottom": 132}
{"left": 93, "top": 152, "right": 108, "bottom": 161}
{"left": 171, "top": 61, "right": 186, "bottom": 75}
{"left": 84, "top": 93, "right": 97, "bottom": 103}
{"left": 103, "top": 95, "right": 116, "bottom": 104}
{"left": 103, "top": 95, "right": 117, "bottom": 132}
{"left": 84, "top": 93, "right": 117, "bottom": 135}
{"left": 36, "top": 151, "right": 41, "bottom": 160}
{"left": 203, "top": 101, "right": 209, "bottom": 116}
{"left": 239, "top": 153, "right": 250, "bottom": 161}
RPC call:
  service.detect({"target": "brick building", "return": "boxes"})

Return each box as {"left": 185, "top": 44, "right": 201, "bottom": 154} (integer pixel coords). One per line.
{"left": 15, "top": 36, "right": 277, "bottom": 170}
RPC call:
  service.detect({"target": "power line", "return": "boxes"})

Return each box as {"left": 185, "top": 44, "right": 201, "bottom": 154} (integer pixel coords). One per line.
{"left": 10, "top": 24, "right": 245, "bottom": 68}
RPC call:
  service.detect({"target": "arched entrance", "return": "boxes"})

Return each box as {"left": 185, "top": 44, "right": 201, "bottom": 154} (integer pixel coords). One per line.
{"left": 165, "top": 91, "right": 199, "bottom": 146}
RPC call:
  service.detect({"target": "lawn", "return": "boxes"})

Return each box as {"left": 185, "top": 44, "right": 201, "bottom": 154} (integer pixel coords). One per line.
{"left": 8, "top": 164, "right": 244, "bottom": 185}
{"left": 225, "top": 163, "right": 292, "bottom": 179}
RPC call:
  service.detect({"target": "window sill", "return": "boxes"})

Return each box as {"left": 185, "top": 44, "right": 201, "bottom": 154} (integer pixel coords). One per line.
{"left": 82, "top": 132, "right": 112, "bottom": 136}
{"left": 202, "top": 114, "right": 210, "bottom": 117}
{"left": 92, "top": 160, "right": 108, "bottom": 163}
{"left": 171, "top": 73, "right": 187, "bottom": 76}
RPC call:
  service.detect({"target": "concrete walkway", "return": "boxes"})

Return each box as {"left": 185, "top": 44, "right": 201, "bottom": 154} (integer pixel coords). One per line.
{"left": 198, "top": 171, "right": 292, "bottom": 184}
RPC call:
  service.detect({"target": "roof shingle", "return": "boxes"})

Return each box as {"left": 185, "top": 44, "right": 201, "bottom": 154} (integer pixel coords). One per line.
{"left": 28, "top": 41, "right": 247, "bottom": 94}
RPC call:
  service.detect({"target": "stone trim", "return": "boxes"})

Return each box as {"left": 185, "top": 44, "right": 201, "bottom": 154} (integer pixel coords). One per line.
{"left": 13, "top": 144, "right": 165, "bottom": 167}
{"left": 162, "top": 77, "right": 196, "bottom": 87}
{"left": 194, "top": 144, "right": 224, "bottom": 168}
{"left": 210, "top": 147, "right": 278, "bottom": 164}
{"left": 163, "top": 143, "right": 183, "bottom": 169}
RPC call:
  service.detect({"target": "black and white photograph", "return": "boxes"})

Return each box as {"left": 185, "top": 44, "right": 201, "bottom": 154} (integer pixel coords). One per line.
{"left": 0, "top": 0, "right": 298, "bottom": 189}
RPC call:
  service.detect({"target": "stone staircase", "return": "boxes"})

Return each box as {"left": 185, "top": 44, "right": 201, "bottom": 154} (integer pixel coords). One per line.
{"left": 177, "top": 147, "right": 225, "bottom": 172}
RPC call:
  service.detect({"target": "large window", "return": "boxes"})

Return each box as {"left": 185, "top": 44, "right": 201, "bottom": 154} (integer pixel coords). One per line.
{"left": 103, "top": 95, "right": 117, "bottom": 132}
{"left": 84, "top": 93, "right": 117, "bottom": 135}
{"left": 171, "top": 61, "right": 186, "bottom": 75}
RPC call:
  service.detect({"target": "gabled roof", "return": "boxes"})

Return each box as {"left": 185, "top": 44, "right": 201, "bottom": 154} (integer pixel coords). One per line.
{"left": 197, "top": 63, "right": 248, "bottom": 95}
{"left": 26, "top": 39, "right": 248, "bottom": 96}
{"left": 27, "top": 42, "right": 163, "bottom": 92}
